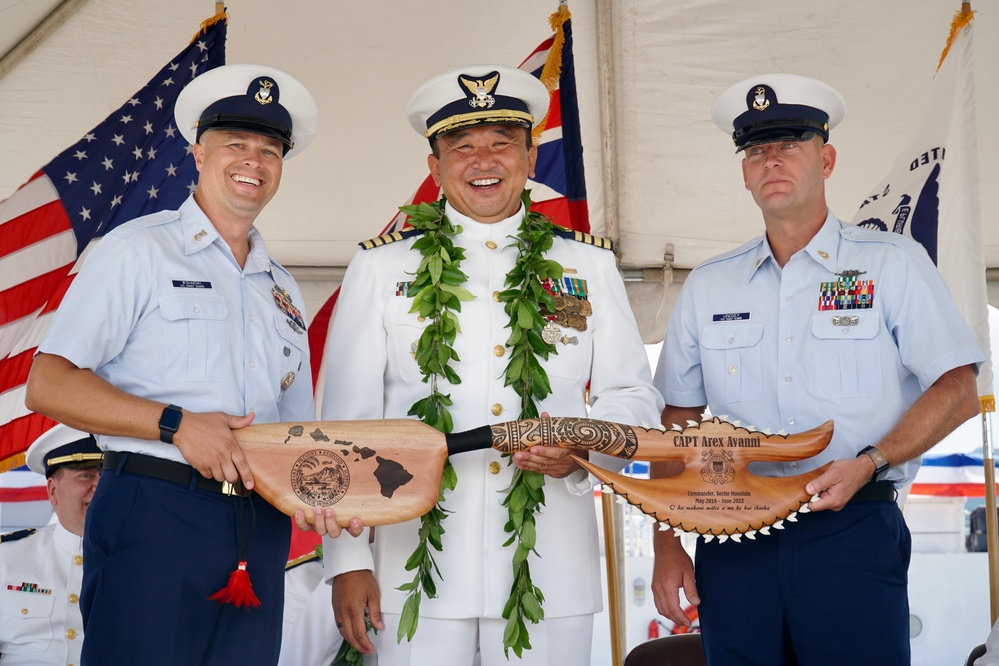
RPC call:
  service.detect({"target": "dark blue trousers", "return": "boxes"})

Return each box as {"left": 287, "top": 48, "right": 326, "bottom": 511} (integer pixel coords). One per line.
{"left": 81, "top": 463, "right": 291, "bottom": 666}
{"left": 695, "top": 499, "right": 911, "bottom": 666}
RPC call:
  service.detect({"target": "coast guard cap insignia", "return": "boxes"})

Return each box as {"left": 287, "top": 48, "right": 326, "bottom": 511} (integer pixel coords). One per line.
{"left": 752, "top": 86, "right": 771, "bottom": 111}
{"left": 255, "top": 79, "right": 275, "bottom": 105}
{"left": 460, "top": 72, "right": 499, "bottom": 109}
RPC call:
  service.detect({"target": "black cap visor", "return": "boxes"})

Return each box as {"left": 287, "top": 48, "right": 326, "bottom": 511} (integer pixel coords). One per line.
{"left": 197, "top": 114, "right": 293, "bottom": 155}
{"left": 733, "top": 118, "right": 828, "bottom": 152}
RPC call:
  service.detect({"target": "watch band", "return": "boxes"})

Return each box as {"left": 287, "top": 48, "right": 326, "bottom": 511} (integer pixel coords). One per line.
{"left": 858, "top": 445, "right": 890, "bottom": 482}
{"left": 158, "top": 404, "right": 183, "bottom": 444}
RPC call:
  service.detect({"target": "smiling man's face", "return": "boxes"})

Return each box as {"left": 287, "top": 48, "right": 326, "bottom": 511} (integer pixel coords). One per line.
{"left": 428, "top": 125, "right": 537, "bottom": 224}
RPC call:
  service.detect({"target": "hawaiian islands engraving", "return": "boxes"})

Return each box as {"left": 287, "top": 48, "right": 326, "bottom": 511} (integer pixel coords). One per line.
{"left": 373, "top": 456, "right": 413, "bottom": 498}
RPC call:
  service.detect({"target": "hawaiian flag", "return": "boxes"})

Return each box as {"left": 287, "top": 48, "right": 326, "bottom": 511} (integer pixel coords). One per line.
{"left": 0, "top": 14, "right": 227, "bottom": 473}
{"left": 308, "top": 4, "right": 589, "bottom": 392}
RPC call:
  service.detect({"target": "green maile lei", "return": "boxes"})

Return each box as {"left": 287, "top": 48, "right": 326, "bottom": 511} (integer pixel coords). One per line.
{"left": 396, "top": 189, "right": 561, "bottom": 658}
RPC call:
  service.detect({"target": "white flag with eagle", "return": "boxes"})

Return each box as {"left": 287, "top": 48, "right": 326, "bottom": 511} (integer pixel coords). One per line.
{"left": 851, "top": 7, "right": 992, "bottom": 401}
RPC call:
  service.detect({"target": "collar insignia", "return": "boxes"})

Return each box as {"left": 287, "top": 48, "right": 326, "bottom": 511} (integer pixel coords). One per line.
{"left": 459, "top": 72, "right": 500, "bottom": 110}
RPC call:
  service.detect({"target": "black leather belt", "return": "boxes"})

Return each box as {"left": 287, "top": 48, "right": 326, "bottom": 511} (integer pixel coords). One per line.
{"left": 102, "top": 451, "right": 249, "bottom": 497}
{"left": 849, "top": 480, "right": 896, "bottom": 503}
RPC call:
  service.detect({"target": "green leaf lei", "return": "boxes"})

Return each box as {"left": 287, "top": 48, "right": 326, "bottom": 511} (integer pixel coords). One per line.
{"left": 375, "top": 191, "right": 561, "bottom": 658}
{"left": 496, "top": 189, "right": 562, "bottom": 657}
{"left": 398, "top": 197, "right": 471, "bottom": 644}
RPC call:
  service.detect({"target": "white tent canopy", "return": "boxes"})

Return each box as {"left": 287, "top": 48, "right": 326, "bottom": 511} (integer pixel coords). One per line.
{"left": 1, "top": 0, "right": 997, "bottom": 339}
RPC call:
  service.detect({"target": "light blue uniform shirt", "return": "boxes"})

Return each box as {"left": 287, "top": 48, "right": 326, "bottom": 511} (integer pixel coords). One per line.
{"left": 38, "top": 195, "right": 314, "bottom": 463}
{"left": 654, "top": 210, "right": 984, "bottom": 485}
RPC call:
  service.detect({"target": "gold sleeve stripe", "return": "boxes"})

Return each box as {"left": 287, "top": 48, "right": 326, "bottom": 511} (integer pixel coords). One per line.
{"left": 285, "top": 551, "right": 320, "bottom": 570}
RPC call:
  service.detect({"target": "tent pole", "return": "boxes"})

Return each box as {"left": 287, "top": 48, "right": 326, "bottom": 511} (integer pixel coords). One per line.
{"left": 595, "top": 0, "right": 620, "bottom": 247}
{"left": 601, "top": 490, "right": 626, "bottom": 665}
{"left": 0, "top": 0, "right": 90, "bottom": 83}
{"left": 982, "top": 406, "right": 999, "bottom": 624}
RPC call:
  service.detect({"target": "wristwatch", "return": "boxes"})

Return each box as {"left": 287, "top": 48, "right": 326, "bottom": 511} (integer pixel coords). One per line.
{"left": 158, "top": 404, "right": 183, "bottom": 444}
{"left": 858, "top": 445, "right": 890, "bottom": 482}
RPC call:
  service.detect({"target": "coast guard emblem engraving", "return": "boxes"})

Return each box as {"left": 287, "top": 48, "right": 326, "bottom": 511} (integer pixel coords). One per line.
{"left": 700, "top": 450, "right": 736, "bottom": 485}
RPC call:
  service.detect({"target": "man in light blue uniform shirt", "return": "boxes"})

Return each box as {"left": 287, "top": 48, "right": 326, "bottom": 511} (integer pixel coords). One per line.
{"left": 26, "top": 64, "right": 359, "bottom": 665}
{"left": 650, "top": 73, "right": 984, "bottom": 665}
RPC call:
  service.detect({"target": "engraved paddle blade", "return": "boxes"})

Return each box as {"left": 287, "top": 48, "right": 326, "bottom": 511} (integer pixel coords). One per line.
{"left": 237, "top": 419, "right": 448, "bottom": 527}
{"left": 578, "top": 459, "right": 831, "bottom": 537}
{"left": 568, "top": 418, "right": 836, "bottom": 536}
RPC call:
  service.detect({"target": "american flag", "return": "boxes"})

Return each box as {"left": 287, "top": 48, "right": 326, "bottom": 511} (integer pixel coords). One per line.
{"left": 0, "top": 15, "right": 227, "bottom": 472}
{"left": 307, "top": 4, "right": 589, "bottom": 392}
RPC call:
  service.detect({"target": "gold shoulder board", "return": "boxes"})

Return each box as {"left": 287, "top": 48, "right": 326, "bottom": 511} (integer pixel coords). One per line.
{"left": 358, "top": 227, "right": 425, "bottom": 250}
{"left": 553, "top": 227, "right": 615, "bottom": 252}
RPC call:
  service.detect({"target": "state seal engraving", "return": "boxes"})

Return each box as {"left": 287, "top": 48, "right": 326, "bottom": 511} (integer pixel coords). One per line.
{"left": 291, "top": 449, "right": 350, "bottom": 506}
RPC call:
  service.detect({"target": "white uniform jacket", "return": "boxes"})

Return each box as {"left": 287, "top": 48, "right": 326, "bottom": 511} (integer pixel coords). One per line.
{"left": 321, "top": 203, "right": 663, "bottom": 620}
{"left": 0, "top": 524, "right": 84, "bottom": 665}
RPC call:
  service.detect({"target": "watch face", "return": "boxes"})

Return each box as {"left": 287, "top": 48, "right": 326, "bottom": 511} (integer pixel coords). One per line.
{"left": 160, "top": 406, "right": 182, "bottom": 432}
{"left": 865, "top": 447, "right": 889, "bottom": 473}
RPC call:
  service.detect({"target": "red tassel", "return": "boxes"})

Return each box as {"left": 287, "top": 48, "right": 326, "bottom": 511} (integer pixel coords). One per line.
{"left": 208, "top": 561, "right": 261, "bottom": 609}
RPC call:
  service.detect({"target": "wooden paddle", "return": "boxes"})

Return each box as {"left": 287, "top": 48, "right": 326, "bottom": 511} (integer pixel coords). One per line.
{"left": 234, "top": 415, "right": 833, "bottom": 536}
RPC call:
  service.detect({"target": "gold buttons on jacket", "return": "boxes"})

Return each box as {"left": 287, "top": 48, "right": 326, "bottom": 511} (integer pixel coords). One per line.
{"left": 66, "top": 629, "right": 77, "bottom": 640}
{"left": 69, "top": 593, "right": 79, "bottom": 604}
{"left": 20, "top": 608, "right": 27, "bottom": 615}
{"left": 491, "top": 403, "right": 503, "bottom": 416}
{"left": 493, "top": 345, "right": 505, "bottom": 357}
{"left": 485, "top": 240, "right": 497, "bottom": 249}
{"left": 73, "top": 555, "right": 83, "bottom": 566}
{"left": 492, "top": 291, "right": 501, "bottom": 302}
{"left": 489, "top": 461, "right": 501, "bottom": 475}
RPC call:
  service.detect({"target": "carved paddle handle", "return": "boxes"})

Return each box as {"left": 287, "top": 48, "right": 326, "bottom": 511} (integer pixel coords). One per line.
{"left": 445, "top": 416, "right": 640, "bottom": 459}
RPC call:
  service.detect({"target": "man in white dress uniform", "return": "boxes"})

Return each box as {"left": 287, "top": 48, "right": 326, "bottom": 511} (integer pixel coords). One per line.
{"left": 319, "top": 64, "right": 663, "bottom": 665}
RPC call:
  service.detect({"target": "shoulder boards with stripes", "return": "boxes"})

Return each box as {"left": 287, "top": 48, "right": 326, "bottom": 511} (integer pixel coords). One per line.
{"left": 553, "top": 227, "right": 615, "bottom": 252}
{"left": 0, "top": 528, "right": 36, "bottom": 544}
{"left": 358, "top": 227, "right": 426, "bottom": 250}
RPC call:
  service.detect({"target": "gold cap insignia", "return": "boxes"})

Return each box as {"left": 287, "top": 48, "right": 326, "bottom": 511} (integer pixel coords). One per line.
{"left": 459, "top": 72, "right": 499, "bottom": 110}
